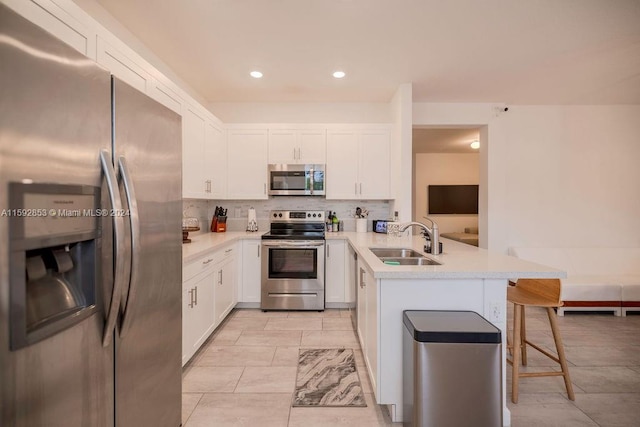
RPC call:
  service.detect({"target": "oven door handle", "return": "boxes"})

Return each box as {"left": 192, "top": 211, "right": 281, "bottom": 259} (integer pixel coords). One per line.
{"left": 261, "top": 240, "right": 325, "bottom": 247}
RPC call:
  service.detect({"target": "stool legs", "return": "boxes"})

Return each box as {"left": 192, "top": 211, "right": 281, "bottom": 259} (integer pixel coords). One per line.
{"left": 546, "top": 307, "right": 575, "bottom": 401}
{"left": 521, "top": 305, "right": 528, "bottom": 365}
{"left": 511, "top": 303, "right": 522, "bottom": 403}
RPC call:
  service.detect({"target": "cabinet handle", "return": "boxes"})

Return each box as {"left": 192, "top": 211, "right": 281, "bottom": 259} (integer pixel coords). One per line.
{"left": 208, "top": 180, "right": 212, "bottom": 193}
{"left": 218, "top": 270, "right": 223, "bottom": 285}
{"left": 258, "top": 244, "right": 261, "bottom": 257}
{"left": 327, "top": 244, "right": 330, "bottom": 258}
{"left": 264, "top": 183, "right": 267, "bottom": 194}
{"left": 359, "top": 183, "right": 362, "bottom": 195}
{"left": 188, "top": 288, "right": 195, "bottom": 308}
{"left": 293, "top": 148, "right": 297, "bottom": 160}
{"left": 194, "top": 286, "right": 198, "bottom": 305}
{"left": 203, "top": 258, "right": 214, "bottom": 265}
{"left": 225, "top": 248, "right": 232, "bottom": 254}
{"left": 359, "top": 268, "right": 365, "bottom": 288}
{"left": 204, "top": 180, "right": 208, "bottom": 193}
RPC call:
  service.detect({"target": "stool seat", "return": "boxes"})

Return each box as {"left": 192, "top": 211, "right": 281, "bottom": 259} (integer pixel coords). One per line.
{"left": 507, "top": 278, "right": 574, "bottom": 403}
{"left": 507, "top": 286, "right": 563, "bottom": 307}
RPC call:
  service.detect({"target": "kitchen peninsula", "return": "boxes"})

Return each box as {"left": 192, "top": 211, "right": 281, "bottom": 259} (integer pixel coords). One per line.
{"left": 183, "top": 231, "right": 564, "bottom": 425}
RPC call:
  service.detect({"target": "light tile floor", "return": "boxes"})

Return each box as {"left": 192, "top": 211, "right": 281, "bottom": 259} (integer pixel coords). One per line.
{"left": 182, "top": 307, "right": 640, "bottom": 426}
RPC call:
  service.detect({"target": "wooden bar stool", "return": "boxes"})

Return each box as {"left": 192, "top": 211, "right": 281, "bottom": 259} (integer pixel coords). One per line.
{"left": 507, "top": 278, "right": 575, "bottom": 403}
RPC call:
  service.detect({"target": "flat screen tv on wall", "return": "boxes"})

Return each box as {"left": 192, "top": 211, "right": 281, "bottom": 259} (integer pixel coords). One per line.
{"left": 428, "top": 185, "right": 479, "bottom": 214}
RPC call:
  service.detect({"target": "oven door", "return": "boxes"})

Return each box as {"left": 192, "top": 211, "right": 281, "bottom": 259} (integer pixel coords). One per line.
{"left": 261, "top": 240, "right": 325, "bottom": 310}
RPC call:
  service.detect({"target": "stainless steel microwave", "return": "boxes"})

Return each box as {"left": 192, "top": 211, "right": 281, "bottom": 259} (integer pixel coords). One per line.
{"left": 268, "top": 164, "right": 325, "bottom": 196}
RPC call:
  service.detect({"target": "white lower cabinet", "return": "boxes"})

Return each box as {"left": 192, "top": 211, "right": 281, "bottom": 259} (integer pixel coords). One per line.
{"left": 240, "top": 240, "right": 262, "bottom": 303}
{"left": 325, "top": 240, "right": 347, "bottom": 303}
{"left": 182, "top": 253, "right": 217, "bottom": 365}
{"left": 357, "top": 259, "right": 379, "bottom": 397}
{"left": 214, "top": 246, "right": 236, "bottom": 325}
{"left": 182, "top": 244, "right": 237, "bottom": 366}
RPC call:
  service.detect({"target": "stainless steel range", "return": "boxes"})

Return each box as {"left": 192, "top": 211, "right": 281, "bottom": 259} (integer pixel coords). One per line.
{"left": 261, "top": 210, "right": 325, "bottom": 311}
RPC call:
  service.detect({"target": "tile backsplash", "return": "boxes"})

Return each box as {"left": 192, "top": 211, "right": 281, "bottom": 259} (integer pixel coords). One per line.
{"left": 182, "top": 198, "right": 392, "bottom": 233}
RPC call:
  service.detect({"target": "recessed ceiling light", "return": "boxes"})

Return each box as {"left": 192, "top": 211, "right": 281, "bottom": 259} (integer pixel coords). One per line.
{"left": 250, "top": 71, "right": 263, "bottom": 78}
{"left": 332, "top": 71, "right": 346, "bottom": 79}
{"left": 470, "top": 140, "right": 480, "bottom": 149}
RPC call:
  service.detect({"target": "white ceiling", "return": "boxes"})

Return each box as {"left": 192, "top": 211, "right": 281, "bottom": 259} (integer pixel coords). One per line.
{"left": 80, "top": 0, "right": 640, "bottom": 105}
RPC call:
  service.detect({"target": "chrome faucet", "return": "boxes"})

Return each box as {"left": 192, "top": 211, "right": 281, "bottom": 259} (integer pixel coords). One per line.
{"left": 398, "top": 219, "right": 441, "bottom": 255}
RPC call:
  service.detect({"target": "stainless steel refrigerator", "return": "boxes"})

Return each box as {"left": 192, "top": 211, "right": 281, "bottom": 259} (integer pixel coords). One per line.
{"left": 0, "top": 5, "right": 182, "bottom": 426}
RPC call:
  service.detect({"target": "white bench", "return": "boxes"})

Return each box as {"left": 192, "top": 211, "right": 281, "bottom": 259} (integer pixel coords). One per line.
{"left": 509, "top": 247, "right": 640, "bottom": 316}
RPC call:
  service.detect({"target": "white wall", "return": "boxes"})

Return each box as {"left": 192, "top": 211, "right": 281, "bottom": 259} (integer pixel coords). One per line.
{"left": 414, "top": 153, "right": 479, "bottom": 234}
{"left": 413, "top": 103, "right": 640, "bottom": 252}
{"left": 503, "top": 105, "right": 640, "bottom": 248}
{"left": 390, "top": 84, "right": 413, "bottom": 222}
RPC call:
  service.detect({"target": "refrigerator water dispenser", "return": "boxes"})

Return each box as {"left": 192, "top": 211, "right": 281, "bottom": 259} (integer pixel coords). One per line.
{"left": 9, "top": 183, "right": 101, "bottom": 350}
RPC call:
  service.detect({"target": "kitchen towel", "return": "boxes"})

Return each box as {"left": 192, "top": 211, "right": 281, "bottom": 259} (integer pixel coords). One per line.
{"left": 292, "top": 348, "right": 366, "bottom": 407}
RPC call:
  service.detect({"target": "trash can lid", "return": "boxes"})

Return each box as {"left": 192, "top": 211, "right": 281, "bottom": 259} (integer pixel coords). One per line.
{"left": 403, "top": 310, "right": 501, "bottom": 343}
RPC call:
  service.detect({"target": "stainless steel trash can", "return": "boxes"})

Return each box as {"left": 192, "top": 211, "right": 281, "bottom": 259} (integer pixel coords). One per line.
{"left": 403, "top": 310, "right": 502, "bottom": 427}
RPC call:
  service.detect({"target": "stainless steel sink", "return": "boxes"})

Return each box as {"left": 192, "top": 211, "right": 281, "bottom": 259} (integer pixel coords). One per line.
{"left": 369, "top": 248, "right": 424, "bottom": 258}
{"left": 380, "top": 257, "right": 441, "bottom": 266}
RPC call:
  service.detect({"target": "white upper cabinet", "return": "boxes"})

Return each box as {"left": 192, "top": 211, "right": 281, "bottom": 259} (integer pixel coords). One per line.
{"left": 97, "top": 36, "right": 151, "bottom": 94}
{"left": 326, "top": 127, "right": 390, "bottom": 200}
{"left": 206, "top": 121, "right": 227, "bottom": 199}
{"left": 268, "top": 129, "right": 326, "bottom": 164}
{"left": 5, "top": 0, "right": 97, "bottom": 59}
{"left": 227, "top": 129, "right": 268, "bottom": 199}
{"left": 148, "top": 78, "right": 183, "bottom": 115}
{"left": 182, "top": 105, "right": 207, "bottom": 198}
{"left": 183, "top": 104, "right": 226, "bottom": 199}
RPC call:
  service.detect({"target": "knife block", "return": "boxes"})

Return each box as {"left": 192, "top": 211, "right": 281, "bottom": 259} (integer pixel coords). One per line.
{"left": 211, "top": 216, "right": 227, "bottom": 232}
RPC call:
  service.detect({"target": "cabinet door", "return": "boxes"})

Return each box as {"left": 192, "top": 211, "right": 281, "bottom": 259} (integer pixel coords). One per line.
{"left": 359, "top": 131, "right": 390, "bottom": 199}
{"left": 206, "top": 121, "right": 227, "bottom": 199}
{"left": 149, "top": 79, "right": 182, "bottom": 115}
{"left": 325, "top": 240, "right": 346, "bottom": 303}
{"left": 356, "top": 265, "right": 367, "bottom": 350}
{"left": 6, "top": 0, "right": 96, "bottom": 59}
{"left": 326, "top": 131, "right": 359, "bottom": 199}
{"left": 298, "top": 129, "right": 326, "bottom": 163}
{"left": 182, "top": 105, "right": 207, "bottom": 198}
{"left": 97, "top": 36, "right": 150, "bottom": 94}
{"left": 214, "top": 254, "right": 236, "bottom": 325}
{"left": 345, "top": 244, "right": 357, "bottom": 304}
{"left": 182, "top": 286, "right": 196, "bottom": 365}
{"left": 227, "top": 130, "right": 268, "bottom": 199}
{"left": 191, "top": 270, "right": 216, "bottom": 351}
{"left": 363, "top": 265, "right": 378, "bottom": 395}
{"left": 268, "top": 130, "right": 297, "bottom": 164}
{"left": 241, "top": 241, "right": 262, "bottom": 303}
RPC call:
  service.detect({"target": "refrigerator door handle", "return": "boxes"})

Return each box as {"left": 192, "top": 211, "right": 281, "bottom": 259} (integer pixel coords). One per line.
{"left": 100, "top": 149, "right": 127, "bottom": 347}
{"left": 117, "top": 155, "right": 140, "bottom": 338}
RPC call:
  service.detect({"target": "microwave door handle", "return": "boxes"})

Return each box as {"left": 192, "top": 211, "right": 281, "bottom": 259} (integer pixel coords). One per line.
{"left": 309, "top": 168, "right": 314, "bottom": 195}
{"left": 117, "top": 156, "right": 140, "bottom": 338}
{"left": 100, "top": 149, "right": 127, "bottom": 347}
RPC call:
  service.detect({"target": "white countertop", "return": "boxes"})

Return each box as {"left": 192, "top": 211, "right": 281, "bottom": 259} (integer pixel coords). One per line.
{"left": 183, "top": 231, "right": 565, "bottom": 280}
{"left": 182, "top": 231, "right": 262, "bottom": 263}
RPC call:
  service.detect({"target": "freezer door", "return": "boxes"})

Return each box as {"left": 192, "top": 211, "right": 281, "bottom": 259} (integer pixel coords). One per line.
{"left": 112, "top": 78, "right": 183, "bottom": 427}
{"left": 0, "top": 5, "right": 113, "bottom": 427}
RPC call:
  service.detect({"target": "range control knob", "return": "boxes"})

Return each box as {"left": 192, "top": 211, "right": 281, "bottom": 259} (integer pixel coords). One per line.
{"left": 278, "top": 213, "right": 283, "bottom": 217}
{"left": 312, "top": 213, "right": 317, "bottom": 217}
{"left": 307, "top": 213, "right": 311, "bottom": 217}
{"left": 273, "top": 213, "right": 277, "bottom": 218}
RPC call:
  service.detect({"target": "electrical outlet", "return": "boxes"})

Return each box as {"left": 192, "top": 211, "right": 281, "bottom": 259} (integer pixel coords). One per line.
{"left": 487, "top": 301, "right": 502, "bottom": 323}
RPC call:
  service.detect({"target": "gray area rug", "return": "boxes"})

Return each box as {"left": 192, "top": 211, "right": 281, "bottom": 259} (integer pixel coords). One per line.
{"left": 293, "top": 348, "right": 367, "bottom": 407}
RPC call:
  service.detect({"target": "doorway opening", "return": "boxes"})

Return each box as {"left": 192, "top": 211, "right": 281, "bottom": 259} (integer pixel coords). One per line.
{"left": 412, "top": 126, "right": 481, "bottom": 246}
